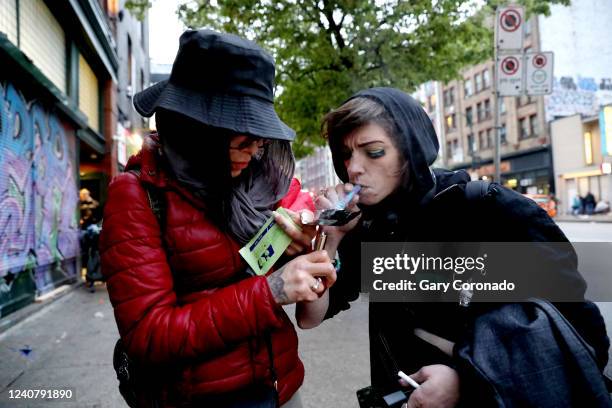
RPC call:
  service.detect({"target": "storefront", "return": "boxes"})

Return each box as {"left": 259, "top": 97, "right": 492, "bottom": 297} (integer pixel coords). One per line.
{"left": 465, "top": 147, "right": 553, "bottom": 194}
{"left": 0, "top": 0, "right": 118, "bottom": 316}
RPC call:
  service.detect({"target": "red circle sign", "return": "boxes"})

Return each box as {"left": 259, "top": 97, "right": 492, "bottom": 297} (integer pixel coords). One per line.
{"left": 500, "top": 9, "right": 522, "bottom": 32}
{"left": 501, "top": 56, "right": 519, "bottom": 75}
{"left": 532, "top": 54, "right": 547, "bottom": 68}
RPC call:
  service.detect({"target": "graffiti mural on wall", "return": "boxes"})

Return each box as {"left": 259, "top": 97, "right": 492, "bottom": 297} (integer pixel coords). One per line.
{"left": 0, "top": 81, "right": 79, "bottom": 295}
{"left": 545, "top": 76, "right": 612, "bottom": 121}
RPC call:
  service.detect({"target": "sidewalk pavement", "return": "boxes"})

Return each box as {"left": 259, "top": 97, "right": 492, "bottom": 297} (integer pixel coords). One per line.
{"left": 555, "top": 214, "right": 612, "bottom": 223}
{"left": 0, "top": 284, "right": 370, "bottom": 408}
{"left": 0, "top": 283, "right": 125, "bottom": 408}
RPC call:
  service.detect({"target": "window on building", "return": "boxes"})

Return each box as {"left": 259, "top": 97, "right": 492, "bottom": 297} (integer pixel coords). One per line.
{"left": 447, "top": 139, "right": 461, "bottom": 161}
{"left": 464, "top": 79, "right": 473, "bottom": 97}
{"left": 127, "top": 35, "right": 134, "bottom": 97}
{"left": 519, "top": 117, "right": 530, "bottom": 139}
{"left": 529, "top": 114, "right": 539, "bottom": 137}
{"left": 444, "top": 87, "right": 455, "bottom": 107}
{"left": 483, "top": 69, "right": 491, "bottom": 89}
{"left": 475, "top": 73, "right": 483, "bottom": 93}
{"left": 78, "top": 54, "right": 100, "bottom": 132}
{"left": 499, "top": 97, "right": 507, "bottom": 114}
{"left": 486, "top": 128, "right": 493, "bottom": 148}
{"left": 500, "top": 124, "right": 507, "bottom": 144}
{"left": 476, "top": 102, "right": 483, "bottom": 122}
{"left": 478, "top": 131, "right": 485, "bottom": 151}
{"left": 465, "top": 107, "right": 473, "bottom": 126}
{"left": 0, "top": 0, "right": 18, "bottom": 45}
{"left": 584, "top": 132, "right": 593, "bottom": 165}
{"left": 19, "top": 0, "right": 67, "bottom": 92}
{"left": 445, "top": 114, "right": 456, "bottom": 132}
{"left": 484, "top": 99, "right": 491, "bottom": 120}
{"left": 468, "top": 134, "right": 476, "bottom": 153}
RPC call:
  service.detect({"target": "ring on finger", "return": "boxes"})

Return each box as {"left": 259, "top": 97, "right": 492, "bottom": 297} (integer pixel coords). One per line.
{"left": 310, "top": 277, "right": 322, "bottom": 291}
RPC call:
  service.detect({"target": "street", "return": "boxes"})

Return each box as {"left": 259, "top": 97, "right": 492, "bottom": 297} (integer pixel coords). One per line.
{"left": 0, "top": 221, "right": 610, "bottom": 407}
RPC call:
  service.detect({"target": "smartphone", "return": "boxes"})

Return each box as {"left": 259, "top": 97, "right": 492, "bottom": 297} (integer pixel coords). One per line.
{"left": 356, "top": 386, "right": 411, "bottom": 408}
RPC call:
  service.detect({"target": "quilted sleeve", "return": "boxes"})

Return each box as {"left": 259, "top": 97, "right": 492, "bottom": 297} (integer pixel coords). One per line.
{"left": 277, "top": 178, "right": 315, "bottom": 212}
{"left": 100, "top": 173, "right": 285, "bottom": 364}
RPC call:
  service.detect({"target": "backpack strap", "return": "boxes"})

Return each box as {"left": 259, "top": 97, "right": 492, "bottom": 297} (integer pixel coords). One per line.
{"left": 465, "top": 180, "right": 491, "bottom": 202}
{"left": 128, "top": 169, "right": 166, "bottom": 228}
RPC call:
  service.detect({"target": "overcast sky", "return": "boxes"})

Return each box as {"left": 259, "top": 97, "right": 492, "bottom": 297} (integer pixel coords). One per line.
{"left": 148, "top": 0, "right": 185, "bottom": 65}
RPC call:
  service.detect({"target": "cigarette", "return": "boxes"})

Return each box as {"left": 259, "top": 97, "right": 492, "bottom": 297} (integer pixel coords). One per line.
{"left": 398, "top": 371, "right": 420, "bottom": 389}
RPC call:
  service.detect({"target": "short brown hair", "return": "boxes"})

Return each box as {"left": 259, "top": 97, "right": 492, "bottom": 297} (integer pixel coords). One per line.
{"left": 322, "top": 97, "right": 397, "bottom": 145}
{"left": 321, "top": 97, "right": 409, "bottom": 185}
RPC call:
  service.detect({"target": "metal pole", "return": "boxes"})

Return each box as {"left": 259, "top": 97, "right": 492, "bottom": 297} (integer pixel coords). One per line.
{"left": 493, "top": 6, "right": 501, "bottom": 184}
{"left": 494, "top": 83, "right": 501, "bottom": 183}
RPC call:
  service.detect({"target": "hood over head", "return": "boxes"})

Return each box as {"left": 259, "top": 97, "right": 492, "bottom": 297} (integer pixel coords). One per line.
{"left": 344, "top": 87, "right": 440, "bottom": 202}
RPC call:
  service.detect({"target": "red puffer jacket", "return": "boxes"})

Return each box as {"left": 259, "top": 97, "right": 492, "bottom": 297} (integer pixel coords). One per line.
{"left": 100, "top": 135, "right": 313, "bottom": 406}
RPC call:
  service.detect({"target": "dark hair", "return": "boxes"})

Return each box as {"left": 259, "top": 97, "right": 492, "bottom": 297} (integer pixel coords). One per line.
{"left": 321, "top": 97, "right": 409, "bottom": 187}
{"left": 155, "top": 108, "right": 233, "bottom": 228}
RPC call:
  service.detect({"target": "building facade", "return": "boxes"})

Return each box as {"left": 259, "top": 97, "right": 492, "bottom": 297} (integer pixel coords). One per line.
{"left": 413, "top": 81, "right": 445, "bottom": 166}
{"left": 551, "top": 109, "right": 612, "bottom": 215}
{"left": 434, "top": 15, "right": 551, "bottom": 194}
{"left": 539, "top": 0, "right": 612, "bottom": 211}
{"left": 0, "top": 0, "right": 148, "bottom": 316}
{"left": 295, "top": 146, "right": 340, "bottom": 194}
{"left": 540, "top": 0, "right": 612, "bottom": 123}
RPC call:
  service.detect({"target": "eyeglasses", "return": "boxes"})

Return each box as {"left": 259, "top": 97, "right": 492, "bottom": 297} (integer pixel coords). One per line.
{"left": 229, "top": 136, "right": 271, "bottom": 151}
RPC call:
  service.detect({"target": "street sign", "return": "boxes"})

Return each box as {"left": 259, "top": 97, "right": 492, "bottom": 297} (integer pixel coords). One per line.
{"left": 525, "top": 51, "right": 554, "bottom": 95}
{"left": 496, "top": 6, "right": 524, "bottom": 50}
{"left": 496, "top": 54, "right": 523, "bottom": 96}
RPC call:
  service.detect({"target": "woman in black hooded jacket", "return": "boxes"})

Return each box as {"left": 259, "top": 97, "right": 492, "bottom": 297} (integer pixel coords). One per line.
{"left": 297, "top": 87, "right": 610, "bottom": 407}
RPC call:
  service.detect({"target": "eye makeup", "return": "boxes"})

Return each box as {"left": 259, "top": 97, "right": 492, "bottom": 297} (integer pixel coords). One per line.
{"left": 367, "top": 149, "right": 385, "bottom": 158}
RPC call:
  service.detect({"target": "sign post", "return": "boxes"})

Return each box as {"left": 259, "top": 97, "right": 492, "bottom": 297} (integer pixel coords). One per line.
{"left": 494, "top": 5, "right": 524, "bottom": 184}
{"left": 492, "top": 5, "right": 554, "bottom": 185}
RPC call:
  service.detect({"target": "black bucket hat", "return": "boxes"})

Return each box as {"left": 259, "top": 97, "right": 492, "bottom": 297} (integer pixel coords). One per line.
{"left": 133, "top": 29, "right": 295, "bottom": 141}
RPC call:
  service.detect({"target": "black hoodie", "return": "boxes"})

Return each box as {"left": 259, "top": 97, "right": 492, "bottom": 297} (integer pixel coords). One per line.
{"left": 324, "top": 88, "right": 609, "bottom": 403}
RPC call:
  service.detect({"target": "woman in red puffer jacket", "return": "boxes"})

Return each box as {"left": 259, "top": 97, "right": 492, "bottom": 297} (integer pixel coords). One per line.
{"left": 100, "top": 30, "right": 336, "bottom": 407}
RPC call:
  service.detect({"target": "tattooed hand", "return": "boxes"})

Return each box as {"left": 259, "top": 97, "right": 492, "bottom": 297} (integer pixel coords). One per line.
{"left": 266, "top": 250, "right": 336, "bottom": 305}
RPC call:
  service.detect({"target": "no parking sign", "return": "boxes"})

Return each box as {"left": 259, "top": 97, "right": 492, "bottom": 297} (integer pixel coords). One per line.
{"left": 496, "top": 6, "right": 524, "bottom": 50}
{"left": 525, "top": 52, "right": 554, "bottom": 95}
{"left": 496, "top": 54, "right": 523, "bottom": 96}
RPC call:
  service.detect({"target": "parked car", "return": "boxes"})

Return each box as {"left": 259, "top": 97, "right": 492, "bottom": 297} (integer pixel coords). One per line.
{"left": 523, "top": 194, "right": 557, "bottom": 218}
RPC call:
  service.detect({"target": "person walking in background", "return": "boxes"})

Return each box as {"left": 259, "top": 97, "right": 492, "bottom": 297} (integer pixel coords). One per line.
{"left": 100, "top": 30, "right": 336, "bottom": 407}
{"left": 571, "top": 194, "right": 582, "bottom": 215}
{"left": 79, "top": 188, "right": 102, "bottom": 291}
{"left": 79, "top": 188, "right": 100, "bottom": 228}
{"left": 584, "top": 192, "right": 596, "bottom": 215}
